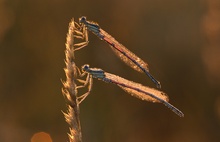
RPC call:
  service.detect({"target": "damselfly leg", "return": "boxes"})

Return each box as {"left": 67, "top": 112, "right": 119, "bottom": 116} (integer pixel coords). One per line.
{"left": 74, "top": 66, "right": 93, "bottom": 104}
{"left": 72, "top": 20, "right": 89, "bottom": 51}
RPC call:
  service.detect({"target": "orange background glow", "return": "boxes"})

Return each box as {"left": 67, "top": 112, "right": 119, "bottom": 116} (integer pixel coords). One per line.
{"left": 0, "top": 0, "right": 220, "bottom": 142}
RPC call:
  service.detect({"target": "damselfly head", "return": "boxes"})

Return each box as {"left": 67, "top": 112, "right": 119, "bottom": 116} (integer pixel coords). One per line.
{"left": 79, "top": 16, "right": 87, "bottom": 24}
{"left": 82, "top": 64, "right": 90, "bottom": 71}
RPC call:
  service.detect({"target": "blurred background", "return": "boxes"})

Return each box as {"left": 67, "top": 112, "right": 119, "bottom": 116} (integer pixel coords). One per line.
{"left": 0, "top": 0, "right": 220, "bottom": 142}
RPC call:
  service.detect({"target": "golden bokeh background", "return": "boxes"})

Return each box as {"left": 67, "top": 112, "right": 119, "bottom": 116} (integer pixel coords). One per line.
{"left": 0, "top": 0, "right": 220, "bottom": 142}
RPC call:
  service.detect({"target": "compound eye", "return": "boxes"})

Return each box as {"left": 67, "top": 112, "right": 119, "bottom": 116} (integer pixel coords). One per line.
{"left": 82, "top": 64, "right": 89, "bottom": 71}
{"left": 79, "top": 16, "right": 86, "bottom": 23}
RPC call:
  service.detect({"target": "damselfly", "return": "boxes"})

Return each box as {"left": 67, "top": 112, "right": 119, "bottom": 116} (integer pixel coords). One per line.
{"left": 78, "top": 64, "right": 184, "bottom": 117}
{"left": 78, "top": 17, "right": 161, "bottom": 88}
